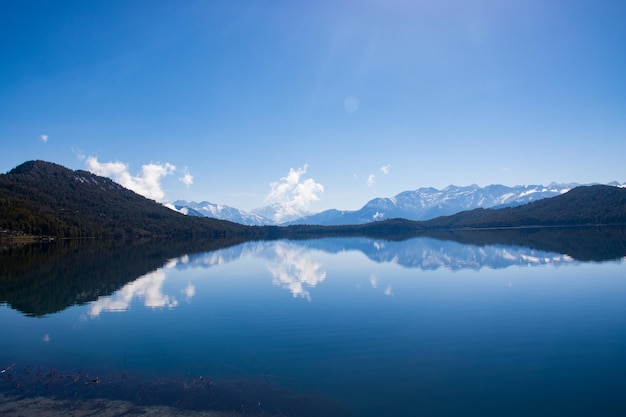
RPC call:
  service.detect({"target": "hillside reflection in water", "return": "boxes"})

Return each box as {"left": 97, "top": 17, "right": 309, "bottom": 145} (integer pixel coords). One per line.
{"left": 1, "top": 230, "right": 626, "bottom": 417}
{"left": 87, "top": 236, "right": 591, "bottom": 316}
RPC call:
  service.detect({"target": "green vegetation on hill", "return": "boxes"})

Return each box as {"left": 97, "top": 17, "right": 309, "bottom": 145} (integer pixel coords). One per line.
{"left": 0, "top": 160, "right": 258, "bottom": 238}
{"left": 0, "top": 237, "right": 249, "bottom": 316}
{"left": 1, "top": 160, "right": 625, "bottom": 239}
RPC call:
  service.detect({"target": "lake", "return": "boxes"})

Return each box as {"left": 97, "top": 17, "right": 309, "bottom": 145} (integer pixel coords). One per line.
{"left": 2, "top": 228, "right": 626, "bottom": 416}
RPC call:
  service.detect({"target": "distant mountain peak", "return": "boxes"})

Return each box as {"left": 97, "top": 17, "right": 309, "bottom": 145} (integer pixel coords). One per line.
{"left": 285, "top": 182, "right": 624, "bottom": 226}
{"left": 172, "top": 200, "right": 273, "bottom": 226}
{"left": 171, "top": 181, "right": 625, "bottom": 227}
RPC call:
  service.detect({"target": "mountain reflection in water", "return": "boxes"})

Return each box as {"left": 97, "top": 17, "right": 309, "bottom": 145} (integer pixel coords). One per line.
{"left": 1, "top": 227, "right": 626, "bottom": 417}
{"left": 88, "top": 238, "right": 564, "bottom": 315}
{"left": 81, "top": 231, "right": 625, "bottom": 316}
{"left": 1, "top": 227, "right": 625, "bottom": 317}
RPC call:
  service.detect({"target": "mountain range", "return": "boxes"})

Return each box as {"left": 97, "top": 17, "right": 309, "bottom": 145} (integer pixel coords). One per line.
{"left": 172, "top": 200, "right": 272, "bottom": 225}
{"left": 1, "top": 160, "right": 625, "bottom": 239}
{"left": 174, "top": 182, "right": 625, "bottom": 226}
{"left": 5, "top": 226, "right": 625, "bottom": 317}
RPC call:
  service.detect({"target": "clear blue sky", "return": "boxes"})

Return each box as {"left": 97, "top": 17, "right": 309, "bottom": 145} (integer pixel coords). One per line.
{"left": 1, "top": 0, "right": 625, "bottom": 212}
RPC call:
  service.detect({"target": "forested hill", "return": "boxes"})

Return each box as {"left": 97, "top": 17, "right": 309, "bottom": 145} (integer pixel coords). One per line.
{"left": 0, "top": 160, "right": 254, "bottom": 238}
{"left": 1, "top": 160, "right": 625, "bottom": 239}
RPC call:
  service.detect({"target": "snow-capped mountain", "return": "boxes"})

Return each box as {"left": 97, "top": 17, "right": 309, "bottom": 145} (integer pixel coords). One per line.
{"left": 172, "top": 182, "right": 625, "bottom": 226}
{"left": 287, "top": 183, "right": 590, "bottom": 225}
{"left": 172, "top": 200, "right": 317, "bottom": 225}
{"left": 172, "top": 200, "right": 272, "bottom": 226}
{"left": 249, "top": 203, "right": 312, "bottom": 225}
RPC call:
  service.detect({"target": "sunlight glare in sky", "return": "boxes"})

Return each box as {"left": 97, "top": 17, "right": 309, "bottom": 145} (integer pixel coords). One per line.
{"left": 0, "top": 0, "right": 624, "bottom": 211}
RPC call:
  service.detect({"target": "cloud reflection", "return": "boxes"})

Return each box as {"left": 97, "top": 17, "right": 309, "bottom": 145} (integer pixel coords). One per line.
{"left": 89, "top": 269, "right": 178, "bottom": 317}
{"left": 182, "top": 283, "right": 196, "bottom": 301}
{"left": 370, "top": 274, "right": 378, "bottom": 288}
{"left": 267, "top": 242, "right": 326, "bottom": 301}
{"left": 86, "top": 236, "right": 594, "bottom": 317}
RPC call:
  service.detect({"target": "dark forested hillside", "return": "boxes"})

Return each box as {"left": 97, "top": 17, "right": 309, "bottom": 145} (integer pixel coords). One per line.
{"left": 1, "top": 161, "right": 625, "bottom": 239}
{"left": 0, "top": 160, "right": 255, "bottom": 238}
{"left": 0, "top": 237, "right": 249, "bottom": 316}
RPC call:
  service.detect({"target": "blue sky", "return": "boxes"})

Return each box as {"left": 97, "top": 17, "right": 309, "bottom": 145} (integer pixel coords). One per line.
{"left": 1, "top": 0, "right": 625, "bottom": 212}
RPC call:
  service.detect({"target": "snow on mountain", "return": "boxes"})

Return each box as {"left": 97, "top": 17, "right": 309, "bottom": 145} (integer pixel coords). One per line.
{"left": 249, "top": 203, "right": 312, "bottom": 225}
{"left": 172, "top": 200, "right": 272, "bottom": 226}
{"left": 287, "top": 209, "right": 351, "bottom": 225}
{"left": 170, "top": 199, "right": 311, "bottom": 225}
{"left": 171, "top": 182, "right": 624, "bottom": 226}
{"left": 286, "top": 183, "right": 590, "bottom": 225}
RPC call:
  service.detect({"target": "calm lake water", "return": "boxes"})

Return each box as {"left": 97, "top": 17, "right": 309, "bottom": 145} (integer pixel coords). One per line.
{"left": 2, "top": 228, "right": 626, "bottom": 416}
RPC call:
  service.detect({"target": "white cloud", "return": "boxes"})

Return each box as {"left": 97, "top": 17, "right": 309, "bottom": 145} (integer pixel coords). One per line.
{"left": 367, "top": 174, "right": 376, "bottom": 187}
{"left": 179, "top": 169, "right": 193, "bottom": 188}
{"left": 73, "top": 147, "right": 85, "bottom": 161}
{"left": 380, "top": 164, "right": 390, "bottom": 175}
{"left": 40, "top": 134, "right": 48, "bottom": 143}
{"left": 85, "top": 156, "right": 176, "bottom": 202}
{"left": 266, "top": 165, "right": 324, "bottom": 222}
{"left": 163, "top": 202, "right": 188, "bottom": 214}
